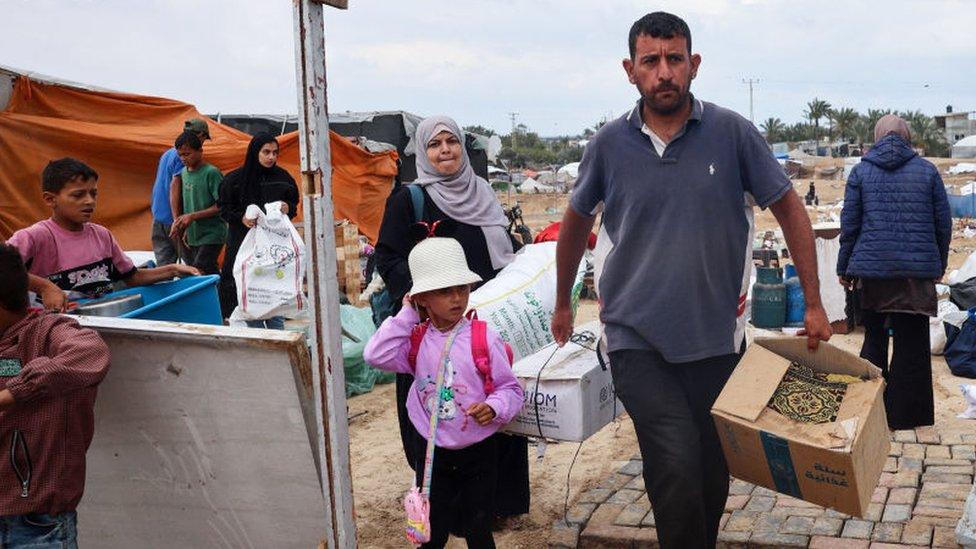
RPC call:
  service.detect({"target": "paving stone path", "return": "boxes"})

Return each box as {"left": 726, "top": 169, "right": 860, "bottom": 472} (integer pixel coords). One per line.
{"left": 550, "top": 427, "right": 976, "bottom": 548}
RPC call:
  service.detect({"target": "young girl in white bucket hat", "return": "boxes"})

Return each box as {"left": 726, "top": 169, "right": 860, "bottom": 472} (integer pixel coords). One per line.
{"left": 364, "top": 234, "right": 523, "bottom": 548}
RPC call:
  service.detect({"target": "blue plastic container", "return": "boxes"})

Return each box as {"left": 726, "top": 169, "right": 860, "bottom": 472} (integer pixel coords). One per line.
{"left": 83, "top": 275, "right": 222, "bottom": 325}
{"left": 948, "top": 193, "right": 976, "bottom": 218}
{"left": 784, "top": 264, "right": 805, "bottom": 327}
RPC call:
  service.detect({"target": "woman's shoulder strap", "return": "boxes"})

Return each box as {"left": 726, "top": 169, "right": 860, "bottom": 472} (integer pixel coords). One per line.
{"left": 407, "top": 184, "right": 425, "bottom": 223}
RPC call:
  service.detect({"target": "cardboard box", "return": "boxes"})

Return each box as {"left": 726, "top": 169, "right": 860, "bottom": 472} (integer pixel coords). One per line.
{"left": 503, "top": 321, "right": 624, "bottom": 441}
{"left": 711, "top": 337, "right": 890, "bottom": 517}
{"left": 334, "top": 221, "right": 363, "bottom": 306}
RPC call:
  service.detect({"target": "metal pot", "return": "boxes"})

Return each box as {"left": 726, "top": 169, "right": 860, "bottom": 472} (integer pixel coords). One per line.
{"left": 71, "top": 294, "right": 144, "bottom": 317}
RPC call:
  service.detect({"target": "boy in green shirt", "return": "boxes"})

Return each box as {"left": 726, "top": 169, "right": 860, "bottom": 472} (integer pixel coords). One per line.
{"left": 169, "top": 131, "right": 226, "bottom": 275}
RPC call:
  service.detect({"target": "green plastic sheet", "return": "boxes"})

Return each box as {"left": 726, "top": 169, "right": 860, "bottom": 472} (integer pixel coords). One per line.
{"left": 341, "top": 304, "right": 395, "bottom": 397}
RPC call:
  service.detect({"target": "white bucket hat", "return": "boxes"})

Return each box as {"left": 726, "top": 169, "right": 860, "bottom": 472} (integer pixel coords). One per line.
{"left": 408, "top": 237, "right": 483, "bottom": 295}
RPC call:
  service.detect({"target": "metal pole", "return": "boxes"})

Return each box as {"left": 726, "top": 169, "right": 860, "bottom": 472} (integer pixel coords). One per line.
{"left": 508, "top": 111, "right": 519, "bottom": 154}
{"left": 292, "top": 1, "right": 355, "bottom": 547}
{"left": 742, "top": 78, "right": 758, "bottom": 124}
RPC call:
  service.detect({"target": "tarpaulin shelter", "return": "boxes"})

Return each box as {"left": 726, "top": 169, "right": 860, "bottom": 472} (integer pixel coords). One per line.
{"left": 0, "top": 67, "right": 398, "bottom": 249}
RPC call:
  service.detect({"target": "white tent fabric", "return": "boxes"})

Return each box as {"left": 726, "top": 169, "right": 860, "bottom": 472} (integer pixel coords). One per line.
{"left": 556, "top": 162, "right": 580, "bottom": 183}
{"left": 952, "top": 136, "right": 976, "bottom": 159}
{"left": 949, "top": 162, "right": 976, "bottom": 175}
{"left": 519, "top": 177, "right": 556, "bottom": 193}
{"left": 536, "top": 170, "right": 556, "bottom": 185}
{"left": 843, "top": 157, "right": 861, "bottom": 180}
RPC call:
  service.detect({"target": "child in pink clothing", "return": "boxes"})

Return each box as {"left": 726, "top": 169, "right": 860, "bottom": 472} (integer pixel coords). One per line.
{"left": 8, "top": 158, "right": 198, "bottom": 302}
{"left": 364, "top": 236, "right": 522, "bottom": 549}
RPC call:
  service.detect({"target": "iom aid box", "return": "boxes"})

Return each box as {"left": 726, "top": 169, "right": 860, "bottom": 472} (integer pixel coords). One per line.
{"left": 711, "top": 337, "right": 890, "bottom": 517}
{"left": 503, "top": 321, "right": 624, "bottom": 441}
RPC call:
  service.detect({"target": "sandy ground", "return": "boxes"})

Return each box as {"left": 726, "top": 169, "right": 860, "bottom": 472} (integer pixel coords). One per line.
{"left": 347, "top": 318, "right": 975, "bottom": 548}
{"left": 348, "top": 162, "right": 976, "bottom": 548}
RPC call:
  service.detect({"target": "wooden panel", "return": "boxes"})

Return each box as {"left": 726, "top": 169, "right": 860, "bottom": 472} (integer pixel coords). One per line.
{"left": 293, "top": 0, "right": 356, "bottom": 545}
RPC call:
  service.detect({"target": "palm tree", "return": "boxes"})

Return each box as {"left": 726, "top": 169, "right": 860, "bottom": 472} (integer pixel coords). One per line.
{"left": 783, "top": 122, "right": 813, "bottom": 142}
{"left": 899, "top": 110, "right": 949, "bottom": 156}
{"left": 804, "top": 98, "right": 832, "bottom": 142}
{"left": 852, "top": 116, "right": 872, "bottom": 151}
{"left": 830, "top": 107, "right": 860, "bottom": 142}
{"left": 760, "top": 117, "right": 786, "bottom": 143}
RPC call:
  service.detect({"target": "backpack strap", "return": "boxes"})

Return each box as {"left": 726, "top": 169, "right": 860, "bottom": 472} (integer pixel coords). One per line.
{"left": 407, "top": 320, "right": 430, "bottom": 370}
{"left": 470, "top": 319, "right": 494, "bottom": 395}
{"left": 407, "top": 184, "right": 425, "bottom": 224}
{"left": 466, "top": 309, "right": 514, "bottom": 395}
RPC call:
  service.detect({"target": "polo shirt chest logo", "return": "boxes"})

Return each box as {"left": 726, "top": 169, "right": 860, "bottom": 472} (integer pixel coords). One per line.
{"left": 709, "top": 163, "right": 716, "bottom": 175}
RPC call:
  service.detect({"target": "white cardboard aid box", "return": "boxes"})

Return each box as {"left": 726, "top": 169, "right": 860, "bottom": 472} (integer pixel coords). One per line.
{"left": 711, "top": 337, "right": 890, "bottom": 517}
{"left": 503, "top": 320, "right": 623, "bottom": 441}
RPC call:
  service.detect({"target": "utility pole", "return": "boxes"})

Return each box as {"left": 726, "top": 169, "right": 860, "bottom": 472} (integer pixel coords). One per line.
{"left": 508, "top": 111, "right": 519, "bottom": 151}
{"left": 292, "top": 1, "right": 355, "bottom": 547}
{"left": 742, "top": 78, "right": 759, "bottom": 124}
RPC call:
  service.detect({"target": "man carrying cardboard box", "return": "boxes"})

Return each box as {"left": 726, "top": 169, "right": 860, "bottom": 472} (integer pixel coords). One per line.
{"left": 551, "top": 12, "right": 832, "bottom": 549}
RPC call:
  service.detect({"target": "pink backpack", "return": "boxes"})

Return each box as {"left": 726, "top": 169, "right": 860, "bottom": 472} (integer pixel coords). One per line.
{"left": 407, "top": 311, "right": 513, "bottom": 393}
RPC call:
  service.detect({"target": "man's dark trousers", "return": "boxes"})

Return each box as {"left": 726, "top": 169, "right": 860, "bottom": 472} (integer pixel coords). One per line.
{"left": 609, "top": 348, "right": 742, "bottom": 549}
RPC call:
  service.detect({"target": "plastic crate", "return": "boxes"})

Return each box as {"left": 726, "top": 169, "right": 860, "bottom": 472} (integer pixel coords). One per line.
{"left": 100, "top": 275, "right": 222, "bottom": 325}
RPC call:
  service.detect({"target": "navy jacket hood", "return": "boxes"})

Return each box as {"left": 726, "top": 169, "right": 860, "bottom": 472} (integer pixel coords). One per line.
{"left": 863, "top": 134, "right": 916, "bottom": 171}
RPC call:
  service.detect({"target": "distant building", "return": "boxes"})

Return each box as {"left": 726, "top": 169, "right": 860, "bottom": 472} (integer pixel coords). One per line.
{"left": 935, "top": 105, "right": 976, "bottom": 145}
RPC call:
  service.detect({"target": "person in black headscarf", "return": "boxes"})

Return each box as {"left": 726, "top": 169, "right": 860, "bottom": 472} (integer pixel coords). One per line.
{"left": 218, "top": 132, "right": 299, "bottom": 326}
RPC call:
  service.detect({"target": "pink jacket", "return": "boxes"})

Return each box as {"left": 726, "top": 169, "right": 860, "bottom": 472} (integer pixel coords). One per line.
{"left": 364, "top": 306, "right": 523, "bottom": 450}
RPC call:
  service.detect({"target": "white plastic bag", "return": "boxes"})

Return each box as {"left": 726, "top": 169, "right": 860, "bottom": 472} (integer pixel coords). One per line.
{"left": 932, "top": 300, "right": 961, "bottom": 355}
{"left": 230, "top": 202, "right": 307, "bottom": 322}
{"left": 959, "top": 384, "right": 976, "bottom": 420}
{"left": 949, "top": 251, "right": 976, "bottom": 285}
{"left": 468, "top": 242, "right": 585, "bottom": 362}
{"left": 816, "top": 237, "right": 847, "bottom": 323}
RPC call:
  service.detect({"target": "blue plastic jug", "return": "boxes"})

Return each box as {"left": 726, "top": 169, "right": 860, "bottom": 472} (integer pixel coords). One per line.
{"left": 784, "top": 264, "right": 805, "bottom": 327}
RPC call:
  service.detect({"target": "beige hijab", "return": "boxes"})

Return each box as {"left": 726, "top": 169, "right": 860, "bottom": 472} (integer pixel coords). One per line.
{"left": 874, "top": 114, "right": 911, "bottom": 142}
{"left": 414, "top": 116, "right": 514, "bottom": 270}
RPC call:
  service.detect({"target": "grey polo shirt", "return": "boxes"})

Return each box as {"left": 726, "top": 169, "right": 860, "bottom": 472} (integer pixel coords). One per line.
{"left": 571, "top": 98, "right": 791, "bottom": 363}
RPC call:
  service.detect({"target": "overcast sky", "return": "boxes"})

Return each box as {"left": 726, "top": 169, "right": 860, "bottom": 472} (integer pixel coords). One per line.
{"left": 2, "top": 1, "right": 973, "bottom": 136}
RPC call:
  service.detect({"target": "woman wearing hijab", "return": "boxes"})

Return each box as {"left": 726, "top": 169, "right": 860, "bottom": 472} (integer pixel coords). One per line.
{"left": 374, "top": 115, "right": 529, "bottom": 520}
{"left": 837, "top": 114, "right": 951, "bottom": 430}
{"left": 218, "top": 132, "right": 300, "bottom": 327}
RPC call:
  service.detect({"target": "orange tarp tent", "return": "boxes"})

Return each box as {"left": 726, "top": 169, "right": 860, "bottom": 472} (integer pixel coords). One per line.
{"left": 0, "top": 76, "right": 398, "bottom": 249}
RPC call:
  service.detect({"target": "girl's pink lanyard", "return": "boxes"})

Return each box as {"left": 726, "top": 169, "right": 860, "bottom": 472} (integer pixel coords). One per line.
{"left": 420, "top": 323, "right": 462, "bottom": 497}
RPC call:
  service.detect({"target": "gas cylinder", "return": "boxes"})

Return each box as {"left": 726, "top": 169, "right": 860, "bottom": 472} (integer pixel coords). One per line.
{"left": 751, "top": 266, "right": 786, "bottom": 329}
{"left": 784, "top": 264, "right": 805, "bottom": 327}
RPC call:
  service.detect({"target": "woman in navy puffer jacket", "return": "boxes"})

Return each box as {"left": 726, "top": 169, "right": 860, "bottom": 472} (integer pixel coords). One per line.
{"left": 837, "top": 114, "right": 951, "bottom": 430}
